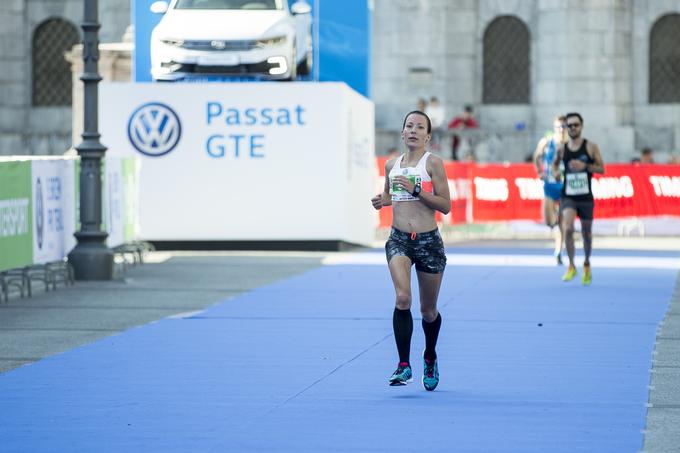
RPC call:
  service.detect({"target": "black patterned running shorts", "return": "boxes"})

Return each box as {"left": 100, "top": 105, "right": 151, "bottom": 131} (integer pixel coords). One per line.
{"left": 385, "top": 227, "right": 447, "bottom": 274}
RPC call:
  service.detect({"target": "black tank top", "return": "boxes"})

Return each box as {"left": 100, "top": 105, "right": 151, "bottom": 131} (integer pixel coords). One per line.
{"left": 561, "top": 139, "right": 594, "bottom": 202}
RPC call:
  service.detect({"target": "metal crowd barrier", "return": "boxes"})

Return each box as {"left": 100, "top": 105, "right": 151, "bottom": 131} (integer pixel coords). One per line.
{"left": 112, "top": 241, "right": 156, "bottom": 273}
{"left": 0, "top": 260, "right": 74, "bottom": 303}
{"left": 0, "top": 242, "right": 154, "bottom": 303}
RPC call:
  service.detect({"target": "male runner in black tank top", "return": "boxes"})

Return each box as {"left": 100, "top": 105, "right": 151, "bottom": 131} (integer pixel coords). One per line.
{"left": 551, "top": 112, "right": 605, "bottom": 286}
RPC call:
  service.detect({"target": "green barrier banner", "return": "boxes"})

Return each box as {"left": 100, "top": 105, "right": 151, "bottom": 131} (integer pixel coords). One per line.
{"left": 122, "top": 157, "right": 140, "bottom": 243}
{"left": 0, "top": 161, "right": 33, "bottom": 271}
{"left": 104, "top": 157, "right": 140, "bottom": 248}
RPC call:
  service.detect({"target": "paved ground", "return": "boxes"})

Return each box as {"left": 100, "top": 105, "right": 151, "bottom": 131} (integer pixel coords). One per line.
{"left": 0, "top": 252, "right": 325, "bottom": 372}
{"left": 0, "top": 239, "right": 678, "bottom": 452}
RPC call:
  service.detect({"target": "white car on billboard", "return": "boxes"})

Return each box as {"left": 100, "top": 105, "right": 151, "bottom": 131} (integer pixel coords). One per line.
{"left": 150, "top": 0, "right": 313, "bottom": 81}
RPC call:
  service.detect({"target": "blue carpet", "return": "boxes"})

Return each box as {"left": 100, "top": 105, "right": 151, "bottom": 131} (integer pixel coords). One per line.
{"left": 0, "top": 249, "right": 676, "bottom": 452}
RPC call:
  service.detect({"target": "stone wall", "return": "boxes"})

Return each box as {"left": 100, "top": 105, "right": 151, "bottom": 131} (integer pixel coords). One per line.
{"left": 0, "top": 0, "right": 129, "bottom": 156}
{"left": 0, "top": 0, "right": 29, "bottom": 155}
{"left": 632, "top": 0, "right": 680, "bottom": 161}
{"left": 373, "top": 0, "right": 680, "bottom": 163}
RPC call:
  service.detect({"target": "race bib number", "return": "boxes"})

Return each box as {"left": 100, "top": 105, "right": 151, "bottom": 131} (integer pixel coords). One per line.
{"left": 565, "top": 172, "right": 589, "bottom": 196}
{"left": 390, "top": 170, "right": 421, "bottom": 201}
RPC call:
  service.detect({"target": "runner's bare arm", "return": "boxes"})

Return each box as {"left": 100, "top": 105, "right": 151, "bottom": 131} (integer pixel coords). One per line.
{"left": 587, "top": 142, "right": 605, "bottom": 174}
{"left": 371, "top": 159, "right": 394, "bottom": 210}
{"left": 533, "top": 137, "right": 548, "bottom": 177}
{"left": 419, "top": 155, "right": 451, "bottom": 214}
{"left": 551, "top": 145, "right": 563, "bottom": 180}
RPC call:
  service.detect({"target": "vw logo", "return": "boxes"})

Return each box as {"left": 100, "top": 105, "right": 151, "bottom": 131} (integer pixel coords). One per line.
{"left": 35, "top": 178, "right": 44, "bottom": 250}
{"left": 211, "top": 40, "right": 226, "bottom": 50}
{"left": 127, "top": 102, "right": 182, "bottom": 157}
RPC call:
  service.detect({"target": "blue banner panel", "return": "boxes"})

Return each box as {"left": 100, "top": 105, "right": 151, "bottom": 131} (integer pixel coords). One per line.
{"left": 317, "top": 0, "right": 371, "bottom": 97}
{"left": 132, "top": 0, "right": 162, "bottom": 82}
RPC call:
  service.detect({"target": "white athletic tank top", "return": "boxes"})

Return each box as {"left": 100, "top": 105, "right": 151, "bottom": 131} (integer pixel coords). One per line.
{"left": 388, "top": 152, "right": 433, "bottom": 202}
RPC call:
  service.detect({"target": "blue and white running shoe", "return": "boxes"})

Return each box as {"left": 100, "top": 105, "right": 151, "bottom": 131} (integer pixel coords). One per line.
{"left": 389, "top": 362, "right": 413, "bottom": 386}
{"left": 422, "top": 354, "right": 439, "bottom": 391}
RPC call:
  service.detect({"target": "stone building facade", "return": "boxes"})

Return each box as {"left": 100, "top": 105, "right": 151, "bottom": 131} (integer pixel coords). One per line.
{"left": 1, "top": 0, "right": 679, "bottom": 163}
{"left": 0, "top": 0, "right": 129, "bottom": 156}
{"left": 373, "top": 0, "right": 680, "bottom": 163}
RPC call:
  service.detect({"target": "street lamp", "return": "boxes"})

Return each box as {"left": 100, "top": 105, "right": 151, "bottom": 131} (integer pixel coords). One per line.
{"left": 67, "top": 0, "right": 113, "bottom": 280}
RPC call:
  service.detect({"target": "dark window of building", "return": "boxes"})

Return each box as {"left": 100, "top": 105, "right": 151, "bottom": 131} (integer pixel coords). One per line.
{"left": 483, "top": 16, "right": 530, "bottom": 104}
{"left": 650, "top": 14, "right": 680, "bottom": 103}
{"left": 32, "top": 18, "right": 80, "bottom": 106}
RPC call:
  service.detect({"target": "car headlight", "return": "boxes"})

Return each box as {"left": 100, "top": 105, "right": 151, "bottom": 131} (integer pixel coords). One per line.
{"left": 256, "top": 35, "right": 287, "bottom": 48}
{"left": 160, "top": 38, "right": 185, "bottom": 47}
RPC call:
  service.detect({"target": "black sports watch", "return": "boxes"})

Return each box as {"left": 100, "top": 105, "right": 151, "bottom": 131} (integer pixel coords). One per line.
{"left": 411, "top": 183, "right": 422, "bottom": 197}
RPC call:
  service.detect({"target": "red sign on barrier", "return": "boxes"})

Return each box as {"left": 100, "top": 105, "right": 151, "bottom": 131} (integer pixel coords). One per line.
{"left": 375, "top": 158, "right": 680, "bottom": 227}
{"left": 468, "top": 163, "right": 542, "bottom": 222}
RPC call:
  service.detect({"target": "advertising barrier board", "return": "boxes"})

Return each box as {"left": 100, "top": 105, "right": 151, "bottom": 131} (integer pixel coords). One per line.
{"left": 0, "top": 157, "right": 140, "bottom": 272}
{"left": 0, "top": 160, "right": 32, "bottom": 271}
{"left": 376, "top": 158, "right": 680, "bottom": 227}
{"left": 100, "top": 82, "right": 375, "bottom": 245}
{"left": 31, "top": 158, "right": 77, "bottom": 265}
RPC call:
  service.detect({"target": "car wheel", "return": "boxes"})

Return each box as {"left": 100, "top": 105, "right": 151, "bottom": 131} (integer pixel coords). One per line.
{"left": 286, "top": 46, "right": 298, "bottom": 81}
{"left": 297, "top": 50, "right": 312, "bottom": 76}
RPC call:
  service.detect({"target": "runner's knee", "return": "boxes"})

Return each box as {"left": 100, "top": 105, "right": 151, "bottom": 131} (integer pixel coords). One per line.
{"left": 420, "top": 306, "right": 438, "bottom": 322}
{"left": 395, "top": 291, "right": 412, "bottom": 309}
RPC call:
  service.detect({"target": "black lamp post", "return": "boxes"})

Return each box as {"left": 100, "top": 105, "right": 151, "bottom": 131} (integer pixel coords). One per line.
{"left": 67, "top": 0, "right": 113, "bottom": 280}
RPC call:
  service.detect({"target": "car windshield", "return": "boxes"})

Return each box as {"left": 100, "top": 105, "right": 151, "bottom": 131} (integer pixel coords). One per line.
{"left": 174, "top": 0, "right": 283, "bottom": 9}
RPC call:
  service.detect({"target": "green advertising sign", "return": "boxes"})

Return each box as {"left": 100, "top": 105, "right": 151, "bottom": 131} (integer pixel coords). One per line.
{"left": 122, "top": 158, "right": 139, "bottom": 242}
{"left": 0, "top": 161, "right": 33, "bottom": 271}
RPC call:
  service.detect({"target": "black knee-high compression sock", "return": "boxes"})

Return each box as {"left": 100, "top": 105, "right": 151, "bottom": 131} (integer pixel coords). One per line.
{"left": 393, "top": 308, "right": 413, "bottom": 364}
{"left": 422, "top": 313, "right": 442, "bottom": 362}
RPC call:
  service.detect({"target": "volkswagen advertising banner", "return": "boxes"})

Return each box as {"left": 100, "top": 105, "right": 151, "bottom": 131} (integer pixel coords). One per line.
{"left": 30, "top": 158, "right": 77, "bottom": 265}
{"left": 132, "top": 0, "right": 371, "bottom": 97}
{"left": 100, "top": 82, "right": 375, "bottom": 245}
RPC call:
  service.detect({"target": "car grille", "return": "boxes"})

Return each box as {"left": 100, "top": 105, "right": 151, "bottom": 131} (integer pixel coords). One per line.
{"left": 180, "top": 40, "right": 258, "bottom": 51}
{"left": 162, "top": 61, "right": 277, "bottom": 76}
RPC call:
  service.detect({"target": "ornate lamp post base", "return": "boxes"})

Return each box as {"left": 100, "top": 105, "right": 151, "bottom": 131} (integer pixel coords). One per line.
{"left": 68, "top": 239, "right": 114, "bottom": 280}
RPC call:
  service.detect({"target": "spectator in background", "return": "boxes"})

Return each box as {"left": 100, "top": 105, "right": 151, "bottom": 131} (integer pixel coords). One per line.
{"left": 640, "top": 147, "right": 655, "bottom": 164}
{"left": 668, "top": 154, "right": 679, "bottom": 164}
{"left": 425, "top": 97, "right": 445, "bottom": 154}
{"left": 447, "top": 105, "right": 479, "bottom": 161}
{"left": 417, "top": 97, "right": 427, "bottom": 112}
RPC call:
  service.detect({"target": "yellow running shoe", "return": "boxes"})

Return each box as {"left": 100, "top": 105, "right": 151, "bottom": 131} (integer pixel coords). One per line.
{"left": 582, "top": 265, "right": 592, "bottom": 286}
{"left": 562, "top": 265, "right": 577, "bottom": 282}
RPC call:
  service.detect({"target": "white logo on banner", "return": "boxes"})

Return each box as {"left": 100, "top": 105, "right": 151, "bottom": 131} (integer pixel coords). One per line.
{"left": 649, "top": 176, "right": 680, "bottom": 197}
{"left": 0, "top": 199, "right": 29, "bottom": 237}
{"left": 592, "top": 176, "right": 634, "bottom": 199}
{"left": 127, "top": 102, "right": 182, "bottom": 157}
{"left": 474, "top": 177, "right": 509, "bottom": 201}
{"left": 514, "top": 178, "right": 543, "bottom": 200}
{"left": 449, "top": 179, "right": 471, "bottom": 200}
